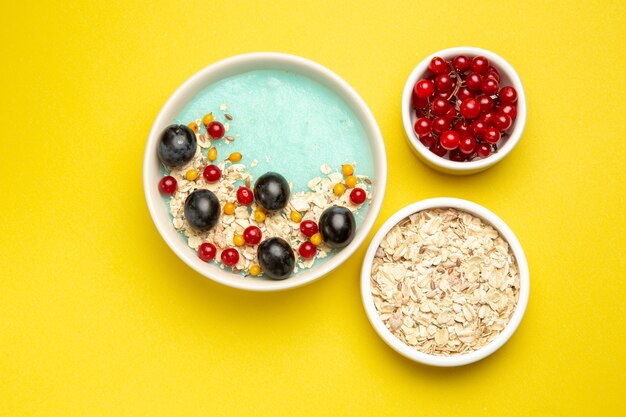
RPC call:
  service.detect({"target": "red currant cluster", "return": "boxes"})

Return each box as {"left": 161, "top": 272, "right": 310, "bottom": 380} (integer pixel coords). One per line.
{"left": 412, "top": 55, "right": 518, "bottom": 161}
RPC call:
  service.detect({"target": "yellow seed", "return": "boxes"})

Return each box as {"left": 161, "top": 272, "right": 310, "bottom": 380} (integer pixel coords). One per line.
{"left": 223, "top": 202, "right": 236, "bottom": 215}
{"left": 290, "top": 211, "right": 302, "bottom": 223}
{"left": 342, "top": 164, "right": 354, "bottom": 176}
{"left": 249, "top": 264, "right": 261, "bottom": 276}
{"left": 208, "top": 147, "right": 217, "bottom": 162}
{"left": 233, "top": 235, "right": 245, "bottom": 247}
{"left": 333, "top": 183, "right": 346, "bottom": 196}
{"left": 187, "top": 122, "right": 199, "bottom": 133}
{"left": 310, "top": 233, "right": 323, "bottom": 246}
{"left": 228, "top": 152, "right": 242, "bottom": 162}
{"left": 345, "top": 175, "right": 357, "bottom": 188}
{"left": 185, "top": 168, "right": 199, "bottom": 181}
{"left": 202, "top": 112, "right": 214, "bottom": 126}
{"left": 254, "top": 210, "right": 266, "bottom": 223}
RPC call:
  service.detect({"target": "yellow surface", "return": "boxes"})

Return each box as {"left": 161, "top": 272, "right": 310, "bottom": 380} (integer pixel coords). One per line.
{"left": 1, "top": 1, "right": 624, "bottom": 415}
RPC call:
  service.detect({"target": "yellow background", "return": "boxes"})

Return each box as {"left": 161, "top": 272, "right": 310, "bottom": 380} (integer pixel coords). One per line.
{"left": 1, "top": 0, "right": 624, "bottom": 415}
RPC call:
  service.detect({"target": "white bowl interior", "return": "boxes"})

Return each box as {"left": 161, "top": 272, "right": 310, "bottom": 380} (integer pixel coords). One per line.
{"left": 402, "top": 47, "right": 527, "bottom": 173}
{"left": 361, "top": 198, "right": 529, "bottom": 366}
{"left": 144, "top": 53, "right": 387, "bottom": 291}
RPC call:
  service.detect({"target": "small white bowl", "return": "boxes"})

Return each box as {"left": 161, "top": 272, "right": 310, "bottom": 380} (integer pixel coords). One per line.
{"left": 402, "top": 47, "right": 527, "bottom": 175}
{"left": 143, "top": 53, "right": 387, "bottom": 291}
{"left": 361, "top": 198, "right": 529, "bottom": 366}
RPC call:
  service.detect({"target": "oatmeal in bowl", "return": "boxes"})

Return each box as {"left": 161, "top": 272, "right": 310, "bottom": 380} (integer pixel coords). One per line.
{"left": 361, "top": 198, "right": 529, "bottom": 366}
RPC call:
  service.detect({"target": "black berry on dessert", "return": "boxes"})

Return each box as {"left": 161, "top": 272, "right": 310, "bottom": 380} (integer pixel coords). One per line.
{"left": 157, "top": 125, "right": 197, "bottom": 167}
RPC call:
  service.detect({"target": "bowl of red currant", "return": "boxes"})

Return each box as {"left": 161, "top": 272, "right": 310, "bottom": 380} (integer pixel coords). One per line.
{"left": 402, "top": 47, "right": 526, "bottom": 175}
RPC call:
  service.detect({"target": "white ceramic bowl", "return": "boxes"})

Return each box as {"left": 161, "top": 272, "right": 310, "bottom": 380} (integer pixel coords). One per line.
{"left": 361, "top": 198, "right": 529, "bottom": 366}
{"left": 143, "top": 52, "right": 387, "bottom": 291}
{"left": 402, "top": 47, "right": 527, "bottom": 175}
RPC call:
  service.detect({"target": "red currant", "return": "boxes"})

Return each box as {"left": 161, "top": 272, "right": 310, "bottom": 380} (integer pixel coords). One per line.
{"left": 481, "top": 78, "right": 499, "bottom": 95}
{"left": 493, "top": 113, "right": 512, "bottom": 131}
{"left": 443, "top": 105, "right": 457, "bottom": 121}
{"left": 440, "top": 131, "right": 460, "bottom": 150}
{"left": 477, "top": 95, "right": 495, "bottom": 113}
{"left": 453, "top": 120, "right": 471, "bottom": 137}
{"left": 499, "top": 104, "right": 517, "bottom": 120}
{"left": 414, "top": 79, "right": 434, "bottom": 98}
{"left": 349, "top": 188, "right": 366, "bottom": 205}
{"left": 499, "top": 86, "right": 518, "bottom": 104}
{"left": 484, "top": 127, "right": 501, "bottom": 144}
{"left": 434, "top": 73, "right": 454, "bottom": 92}
{"left": 207, "top": 121, "right": 225, "bottom": 139}
{"left": 476, "top": 143, "right": 492, "bottom": 158}
{"left": 470, "top": 56, "right": 489, "bottom": 75}
{"left": 203, "top": 165, "right": 221, "bottom": 183}
{"left": 431, "top": 97, "right": 450, "bottom": 116}
{"left": 459, "top": 136, "right": 477, "bottom": 154}
{"left": 460, "top": 98, "right": 481, "bottom": 119}
{"left": 236, "top": 186, "right": 254, "bottom": 205}
{"left": 243, "top": 225, "right": 262, "bottom": 245}
{"left": 430, "top": 142, "right": 447, "bottom": 157}
{"left": 449, "top": 149, "right": 467, "bottom": 162}
{"left": 432, "top": 117, "right": 450, "bottom": 134}
{"left": 471, "top": 119, "right": 487, "bottom": 138}
{"left": 158, "top": 176, "right": 177, "bottom": 195}
{"left": 480, "top": 111, "right": 497, "bottom": 126}
{"left": 452, "top": 55, "right": 471, "bottom": 72}
{"left": 412, "top": 94, "right": 428, "bottom": 109}
{"left": 466, "top": 73, "right": 483, "bottom": 91}
{"left": 487, "top": 66, "right": 500, "bottom": 78}
{"left": 300, "top": 220, "right": 318, "bottom": 237}
{"left": 458, "top": 87, "right": 474, "bottom": 101}
{"left": 419, "top": 134, "right": 436, "bottom": 148}
{"left": 198, "top": 242, "right": 217, "bottom": 262}
{"left": 429, "top": 57, "right": 449, "bottom": 74}
{"left": 298, "top": 241, "right": 317, "bottom": 259}
{"left": 414, "top": 117, "right": 432, "bottom": 137}
{"left": 221, "top": 248, "right": 239, "bottom": 267}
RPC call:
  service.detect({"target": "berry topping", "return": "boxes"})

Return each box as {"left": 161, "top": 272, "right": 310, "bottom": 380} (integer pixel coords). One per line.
{"left": 236, "top": 186, "right": 254, "bottom": 205}
{"left": 349, "top": 188, "right": 367, "bottom": 205}
{"left": 198, "top": 242, "right": 217, "bottom": 262}
{"left": 184, "top": 189, "right": 220, "bottom": 232}
{"left": 253, "top": 172, "right": 290, "bottom": 212}
{"left": 298, "top": 242, "right": 317, "bottom": 259}
{"left": 257, "top": 237, "right": 295, "bottom": 280}
{"left": 158, "top": 176, "right": 177, "bottom": 195}
{"left": 203, "top": 165, "right": 222, "bottom": 183}
{"left": 157, "top": 125, "right": 197, "bottom": 167}
{"left": 243, "top": 225, "right": 262, "bottom": 245}
{"left": 300, "top": 220, "right": 318, "bottom": 237}
{"left": 221, "top": 248, "right": 239, "bottom": 267}
{"left": 207, "top": 121, "right": 225, "bottom": 139}
{"left": 318, "top": 206, "right": 356, "bottom": 249}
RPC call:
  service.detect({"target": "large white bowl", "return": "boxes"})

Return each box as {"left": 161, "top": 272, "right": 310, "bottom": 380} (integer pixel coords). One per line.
{"left": 402, "top": 47, "right": 527, "bottom": 175}
{"left": 143, "top": 53, "right": 387, "bottom": 291}
{"left": 361, "top": 198, "right": 529, "bottom": 366}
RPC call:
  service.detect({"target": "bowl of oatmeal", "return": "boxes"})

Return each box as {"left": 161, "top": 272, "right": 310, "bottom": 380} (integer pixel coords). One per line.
{"left": 144, "top": 53, "right": 387, "bottom": 291}
{"left": 361, "top": 198, "right": 529, "bottom": 366}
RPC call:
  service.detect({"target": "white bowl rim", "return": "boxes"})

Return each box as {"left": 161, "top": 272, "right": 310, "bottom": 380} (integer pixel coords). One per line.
{"left": 401, "top": 46, "right": 527, "bottom": 172}
{"left": 361, "top": 197, "right": 530, "bottom": 366}
{"left": 143, "top": 52, "right": 387, "bottom": 291}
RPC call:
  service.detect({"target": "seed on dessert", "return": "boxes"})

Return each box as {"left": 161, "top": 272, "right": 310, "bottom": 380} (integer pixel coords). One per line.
{"left": 440, "top": 131, "right": 460, "bottom": 150}
{"left": 298, "top": 241, "right": 317, "bottom": 259}
{"left": 345, "top": 175, "right": 357, "bottom": 189}
{"left": 158, "top": 176, "right": 177, "bottom": 195}
{"left": 233, "top": 234, "right": 245, "bottom": 247}
{"left": 290, "top": 211, "right": 302, "bottom": 223}
{"left": 221, "top": 248, "right": 239, "bottom": 267}
{"left": 470, "top": 56, "right": 489, "bottom": 75}
{"left": 228, "top": 152, "right": 242, "bottom": 162}
{"left": 429, "top": 57, "right": 449, "bottom": 74}
{"left": 342, "top": 164, "right": 354, "bottom": 176}
{"left": 460, "top": 98, "right": 481, "bottom": 119}
{"left": 157, "top": 125, "right": 197, "bottom": 167}
{"left": 243, "top": 225, "right": 262, "bottom": 245}
{"left": 499, "top": 86, "right": 518, "bottom": 104}
{"left": 333, "top": 183, "right": 346, "bottom": 196}
{"left": 207, "top": 121, "right": 225, "bottom": 139}
{"left": 310, "top": 232, "right": 323, "bottom": 246}
{"left": 249, "top": 264, "right": 261, "bottom": 276}
{"left": 484, "top": 127, "right": 501, "bottom": 144}
{"left": 224, "top": 114, "right": 233, "bottom": 120}
{"left": 223, "top": 202, "right": 236, "bottom": 215}
{"left": 198, "top": 242, "right": 217, "bottom": 262}
{"left": 319, "top": 206, "right": 355, "bottom": 248}
{"left": 237, "top": 186, "right": 254, "bottom": 205}
{"left": 254, "top": 209, "right": 266, "bottom": 223}
{"left": 185, "top": 168, "right": 199, "bottom": 181}
{"left": 254, "top": 172, "right": 290, "bottom": 212}
{"left": 208, "top": 147, "right": 217, "bottom": 161}
{"left": 257, "top": 237, "right": 295, "bottom": 280}
{"left": 187, "top": 121, "right": 199, "bottom": 133}
{"left": 202, "top": 113, "right": 214, "bottom": 126}
{"left": 414, "top": 117, "right": 432, "bottom": 137}
{"left": 349, "top": 188, "right": 366, "bottom": 205}
{"left": 203, "top": 164, "right": 222, "bottom": 183}
{"left": 300, "top": 220, "right": 318, "bottom": 237}
{"left": 184, "top": 189, "right": 220, "bottom": 232}
{"left": 414, "top": 79, "right": 434, "bottom": 98}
